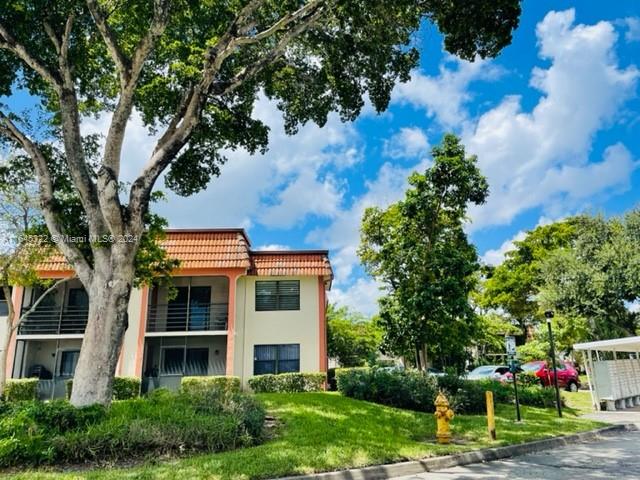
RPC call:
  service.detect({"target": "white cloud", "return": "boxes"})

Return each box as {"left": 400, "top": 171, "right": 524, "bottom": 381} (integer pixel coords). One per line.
{"left": 383, "top": 127, "right": 430, "bottom": 159}
{"left": 481, "top": 230, "right": 526, "bottom": 266}
{"left": 329, "top": 278, "right": 383, "bottom": 317}
{"left": 619, "top": 17, "right": 640, "bottom": 42}
{"left": 258, "top": 171, "right": 343, "bottom": 228}
{"left": 156, "top": 95, "right": 361, "bottom": 228}
{"left": 393, "top": 56, "right": 504, "bottom": 128}
{"left": 463, "top": 9, "right": 639, "bottom": 230}
{"left": 255, "top": 244, "right": 290, "bottom": 251}
{"left": 81, "top": 110, "right": 158, "bottom": 184}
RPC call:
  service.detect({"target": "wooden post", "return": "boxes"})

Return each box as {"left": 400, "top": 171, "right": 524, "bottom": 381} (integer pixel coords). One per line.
{"left": 486, "top": 391, "right": 496, "bottom": 440}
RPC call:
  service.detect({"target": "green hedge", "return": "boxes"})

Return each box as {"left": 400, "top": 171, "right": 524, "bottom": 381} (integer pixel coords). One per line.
{"left": 65, "top": 377, "right": 141, "bottom": 401}
{"left": 337, "top": 368, "right": 438, "bottom": 411}
{"left": 248, "top": 372, "right": 326, "bottom": 393}
{"left": 181, "top": 376, "right": 241, "bottom": 396}
{"left": 0, "top": 389, "right": 265, "bottom": 467}
{"left": 328, "top": 367, "right": 369, "bottom": 391}
{"left": 336, "top": 369, "right": 561, "bottom": 415}
{"left": 3, "top": 379, "right": 39, "bottom": 402}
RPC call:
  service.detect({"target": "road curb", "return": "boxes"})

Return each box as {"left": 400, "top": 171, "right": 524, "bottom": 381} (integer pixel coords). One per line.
{"left": 278, "top": 423, "right": 637, "bottom": 480}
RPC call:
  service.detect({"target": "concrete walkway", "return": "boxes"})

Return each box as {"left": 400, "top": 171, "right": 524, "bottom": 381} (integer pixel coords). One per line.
{"left": 390, "top": 411, "right": 640, "bottom": 480}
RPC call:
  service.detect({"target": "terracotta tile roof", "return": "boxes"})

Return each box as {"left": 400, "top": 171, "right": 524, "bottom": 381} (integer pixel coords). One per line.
{"left": 35, "top": 229, "right": 332, "bottom": 279}
{"left": 249, "top": 251, "right": 333, "bottom": 278}
{"left": 162, "top": 229, "right": 251, "bottom": 269}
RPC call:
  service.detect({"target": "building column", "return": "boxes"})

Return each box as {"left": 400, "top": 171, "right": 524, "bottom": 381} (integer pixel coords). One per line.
{"left": 318, "top": 277, "right": 327, "bottom": 374}
{"left": 225, "top": 273, "right": 239, "bottom": 376}
{"left": 133, "top": 286, "right": 149, "bottom": 378}
{"left": 5, "top": 286, "right": 24, "bottom": 379}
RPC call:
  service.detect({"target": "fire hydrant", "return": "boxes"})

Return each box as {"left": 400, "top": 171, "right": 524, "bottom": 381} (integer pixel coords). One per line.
{"left": 434, "top": 391, "right": 454, "bottom": 444}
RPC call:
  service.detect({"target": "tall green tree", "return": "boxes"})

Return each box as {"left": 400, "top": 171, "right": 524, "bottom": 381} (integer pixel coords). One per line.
{"left": 359, "top": 134, "right": 488, "bottom": 369}
{"left": 479, "top": 220, "right": 576, "bottom": 333}
{"left": 539, "top": 211, "right": 640, "bottom": 342}
{"left": 0, "top": 0, "right": 521, "bottom": 405}
{"left": 326, "top": 303, "right": 381, "bottom": 367}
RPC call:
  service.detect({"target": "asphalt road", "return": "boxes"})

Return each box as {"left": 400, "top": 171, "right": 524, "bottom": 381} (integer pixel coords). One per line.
{"left": 391, "top": 430, "right": 640, "bottom": 480}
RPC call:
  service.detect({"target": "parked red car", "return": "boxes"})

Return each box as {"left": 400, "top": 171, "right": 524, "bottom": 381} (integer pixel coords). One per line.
{"left": 521, "top": 360, "right": 580, "bottom": 392}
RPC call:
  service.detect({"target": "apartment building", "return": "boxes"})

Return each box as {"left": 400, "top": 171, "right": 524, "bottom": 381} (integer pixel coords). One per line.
{"left": 3, "top": 229, "right": 332, "bottom": 398}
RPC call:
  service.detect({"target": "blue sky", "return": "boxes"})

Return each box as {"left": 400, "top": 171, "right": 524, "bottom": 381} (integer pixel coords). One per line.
{"left": 4, "top": 1, "right": 640, "bottom": 316}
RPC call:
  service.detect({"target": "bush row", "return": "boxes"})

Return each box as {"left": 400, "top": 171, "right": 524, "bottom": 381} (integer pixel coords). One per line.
{"left": 0, "top": 387, "right": 265, "bottom": 467}
{"left": 181, "top": 376, "right": 241, "bottom": 396}
{"left": 3, "top": 379, "right": 39, "bottom": 402}
{"left": 248, "top": 372, "right": 326, "bottom": 393}
{"left": 66, "top": 376, "right": 142, "bottom": 400}
{"left": 336, "top": 368, "right": 561, "bottom": 414}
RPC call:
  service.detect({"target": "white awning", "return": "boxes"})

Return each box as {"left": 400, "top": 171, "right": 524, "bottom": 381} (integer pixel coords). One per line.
{"left": 574, "top": 336, "right": 640, "bottom": 352}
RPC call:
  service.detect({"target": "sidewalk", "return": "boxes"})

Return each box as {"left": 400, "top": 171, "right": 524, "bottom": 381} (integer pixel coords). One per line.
{"left": 581, "top": 406, "right": 640, "bottom": 426}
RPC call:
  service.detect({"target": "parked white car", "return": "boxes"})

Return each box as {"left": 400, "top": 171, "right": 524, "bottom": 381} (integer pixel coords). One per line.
{"left": 466, "top": 365, "right": 511, "bottom": 382}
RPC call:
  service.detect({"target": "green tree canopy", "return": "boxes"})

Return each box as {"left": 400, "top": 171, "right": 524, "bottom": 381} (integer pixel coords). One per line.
{"left": 326, "top": 303, "right": 381, "bottom": 367}
{"left": 359, "top": 134, "right": 488, "bottom": 370}
{"left": 539, "top": 211, "right": 640, "bottom": 341}
{"left": 479, "top": 220, "right": 576, "bottom": 332}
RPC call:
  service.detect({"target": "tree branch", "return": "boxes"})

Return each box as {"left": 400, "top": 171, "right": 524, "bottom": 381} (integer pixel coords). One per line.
{"left": 86, "top": 0, "right": 130, "bottom": 84}
{"left": 0, "top": 112, "right": 93, "bottom": 286}
{"left": 0, "top": 23, "right": 61, "bottom": 90}
{"left": 235, "top": 0, "right": 323, "bottom": 46}
{"left": 13, "top": 276, "right": 77, "bottom": 332}
{"left": 96, "top": 0, "right": 171, "bottom": 179}
{"left": 127, "top": 0, "right": 326, "bottom": 228}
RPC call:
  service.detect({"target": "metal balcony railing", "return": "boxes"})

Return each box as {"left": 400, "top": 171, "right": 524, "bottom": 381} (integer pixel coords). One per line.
{"left": 146, "top": 303, "right": 228, "bottom": 333}
{"left": 18, "top": 305, "right": 89, "bottom": 335}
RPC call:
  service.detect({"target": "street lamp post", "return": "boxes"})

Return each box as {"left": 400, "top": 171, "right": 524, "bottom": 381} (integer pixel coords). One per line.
{"left": 545, "top": 310, "right": 562, "bottom": 418}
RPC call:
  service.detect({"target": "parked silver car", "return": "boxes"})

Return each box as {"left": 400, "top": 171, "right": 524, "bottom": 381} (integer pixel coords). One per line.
{"left": 466, "top": 365, "right": 511, "bottom": 382}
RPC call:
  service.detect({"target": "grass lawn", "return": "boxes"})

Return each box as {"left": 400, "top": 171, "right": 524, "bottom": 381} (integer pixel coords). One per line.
{"left": 563, "top": 390, "right": 596, "bottom": 415}
{"left": 9, "top": 392, "right": 604, "bottom": 480}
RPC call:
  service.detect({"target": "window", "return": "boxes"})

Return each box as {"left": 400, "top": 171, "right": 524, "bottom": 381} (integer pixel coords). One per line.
{"left": 59, "top": 350, "right": 80, "bottom": 377}
{"left": 0, "top": 288, "right": 9, "bottom": 316}
{"left": 161, "top": 347, "right": 209, "bottom": 375}
{"left": 254, "top": 344, "right": 300, "bottom": 375}
{"left": 185, "top": 348, "right": 209, "bottom": 375}
{"left": 166, "top": 286, "right": 212, "bottom": 331}
{"left": 255, "top": 281, "right": 300, "bottom": 311}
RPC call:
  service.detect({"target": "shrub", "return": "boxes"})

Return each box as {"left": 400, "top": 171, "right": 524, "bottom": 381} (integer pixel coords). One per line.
{"left": 66, "top": 376, "right": 141, "bottom": 401}
{"left": 3, "top": 379, "right": 38, "bottom": 402}
{"left": 337, "top": 368, "right": 438, "bottom": 412}
{"left": 248, "top": 372, "right": 326, "bottom": 393}
{"left": 328, "top": 367, "right": 370, "bottom": 391}
{"left": 517, "top": 386, "right": 561, "bottom": 408}
{"left": 517, "top": 372, "right": 542, "bottom": 387}
{"left": 337, "top": 369, "right": 558, "bottom": 415}
{"left": 181, "top": 376, "right": 241, "bottom": 396}
{"left": 113, "top": 377, "right": 141, "bottom": 399}
{"left": 0, "top": 400, "right": 107, "bottom": 467}
{"left": 0, "top": 389, "right": 264, "bottom": 467}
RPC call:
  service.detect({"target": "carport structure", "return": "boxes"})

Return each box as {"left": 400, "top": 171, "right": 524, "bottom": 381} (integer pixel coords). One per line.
{"left": 574, "top": 336, "right": 640, "bottom": 411}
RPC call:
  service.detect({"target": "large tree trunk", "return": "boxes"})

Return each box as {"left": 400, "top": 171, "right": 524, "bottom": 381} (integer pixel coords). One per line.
{"left": 70, "top": 255, "right": 134, "bottom": 407}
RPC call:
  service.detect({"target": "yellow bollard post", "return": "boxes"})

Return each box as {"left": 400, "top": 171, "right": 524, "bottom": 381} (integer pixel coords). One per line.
{"left": 486, "top": 391, "right": 496, "bottom": 440}
{"left": 434, "top": 391, "right": 454, "bottom": 444}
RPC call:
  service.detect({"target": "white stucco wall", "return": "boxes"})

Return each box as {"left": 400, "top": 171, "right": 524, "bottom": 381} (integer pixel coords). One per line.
{"left": 234, "top": 275, "right": 320, "bottom": 386}
{"left": 118, "top": 287, "right": 143, "bottom": 377}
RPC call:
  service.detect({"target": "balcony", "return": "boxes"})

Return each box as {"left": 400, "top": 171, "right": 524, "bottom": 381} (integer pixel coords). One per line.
{"left": 18, "top": 305, "right": 88, "bottom": 336}
{"left": 146, "top": 303, "right": 228, "bottom": 333}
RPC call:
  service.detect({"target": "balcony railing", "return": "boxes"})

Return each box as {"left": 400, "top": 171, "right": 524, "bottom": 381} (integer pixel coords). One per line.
{"left": 18, "top": 305, "right": 89, "bottom": 335}
{"left": 146, "top": 303, "right": 228, "bottom": 333}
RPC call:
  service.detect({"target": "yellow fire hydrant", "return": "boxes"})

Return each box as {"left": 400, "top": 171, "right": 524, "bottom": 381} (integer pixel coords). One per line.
{"left": 434, "top": 391, "right": 454, "bottom": 444}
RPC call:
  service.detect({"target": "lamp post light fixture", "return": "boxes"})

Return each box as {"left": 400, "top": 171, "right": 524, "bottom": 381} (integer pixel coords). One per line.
{"left": 545, "top": 310, "right": 562, "bottom": 418}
